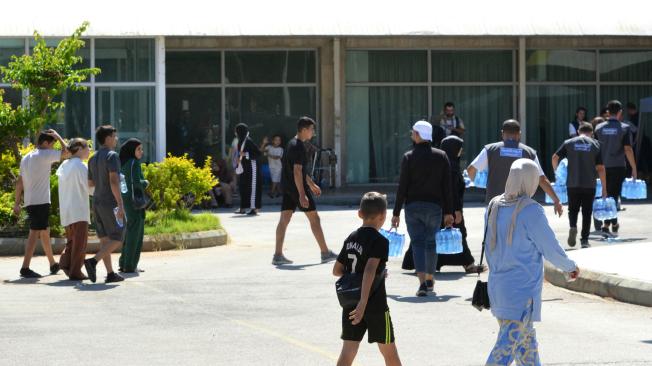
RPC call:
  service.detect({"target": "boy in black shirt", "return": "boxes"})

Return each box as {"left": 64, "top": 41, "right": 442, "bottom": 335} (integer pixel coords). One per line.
{"left": 333, "top": 192, "right": 402, "bottom": 366}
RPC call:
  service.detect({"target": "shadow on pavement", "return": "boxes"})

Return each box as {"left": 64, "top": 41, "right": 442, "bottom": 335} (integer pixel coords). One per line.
{"left": 76, "top": 283, "right": 119, "bottom": 291}
{"left": 388, "top": 294, "right": 460, "bottom": 303}
{"left": 46, "top": 279, "right": 84, "bottom": 287}
{"left": 274, "top": 263, "right": 323, "bottom": 271}
{"left": 434, "top": 272, "right": 467, "bottom": 281}
{"left": 119, "top": 272, "right": 141, "bottom": 279}
{"left": 640, "top": 340, "right": 652, "bottom": 345}
{"left": 3, "top": 278, "right": 41, "bottom": 285}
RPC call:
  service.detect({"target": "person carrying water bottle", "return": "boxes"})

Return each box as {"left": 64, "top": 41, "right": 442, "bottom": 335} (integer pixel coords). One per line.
{"left": 594, "top": 100, "right": 638, "bottom": 237}
{"left": 392, "top": 121, "right": 454, "bottom": 297}
{"left": 467, "top": 120, "right": 563, "bottom": 218}
{"left": 436, "top": 136, "right": 486, "bottom": 273}
{"left": 552, "top": 122, "right": 607, "bottom": 248}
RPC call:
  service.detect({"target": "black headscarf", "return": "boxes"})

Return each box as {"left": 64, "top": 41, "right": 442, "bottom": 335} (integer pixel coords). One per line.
{"left": 440, "top": 135, "right": 463, "bottom": 173}
{"left": 235, "top": 123, "right": 249, "bottom": 149}
{"left": 119, "top": 138, "right": 142, "bottom": 166}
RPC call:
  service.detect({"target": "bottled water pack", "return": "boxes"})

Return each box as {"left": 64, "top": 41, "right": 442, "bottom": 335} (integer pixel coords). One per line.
{"left": 380, "top": 228, "right": 405, "bottom": 257}
{"left": 435, "top": 228, "right": 463, "bottom": 255}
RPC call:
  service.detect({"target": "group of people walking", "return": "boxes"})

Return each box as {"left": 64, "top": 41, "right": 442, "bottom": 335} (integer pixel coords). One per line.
{"left": 14, "top": 126, "right": 148, "bottom": 283}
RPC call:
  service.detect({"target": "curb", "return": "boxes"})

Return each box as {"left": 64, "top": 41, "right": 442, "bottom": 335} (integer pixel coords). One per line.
{"left": 544, "top": 262, "right": 652, "bottom": 307}
{"left": 0, "top": 229, "right": 228, "bottom": 256}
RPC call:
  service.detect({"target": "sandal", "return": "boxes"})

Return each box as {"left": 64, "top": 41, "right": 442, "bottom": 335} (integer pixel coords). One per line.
{"left": 464, "top": 264, "right": 487, "bottom": 274}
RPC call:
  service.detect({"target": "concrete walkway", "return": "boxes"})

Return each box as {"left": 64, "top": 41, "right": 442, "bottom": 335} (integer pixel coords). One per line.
{"left": 546, "top": 242, "right": 652, "bottom": 307}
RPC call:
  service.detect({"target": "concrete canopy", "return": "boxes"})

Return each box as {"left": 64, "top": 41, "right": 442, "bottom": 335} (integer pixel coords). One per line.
{"left": 2, "top": 0, "right": 652, "bottom": 37}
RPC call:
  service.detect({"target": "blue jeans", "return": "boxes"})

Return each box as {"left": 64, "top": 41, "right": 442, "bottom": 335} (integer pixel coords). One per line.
{"left": 405, "top": 202, "right": 442, "bottom": 275}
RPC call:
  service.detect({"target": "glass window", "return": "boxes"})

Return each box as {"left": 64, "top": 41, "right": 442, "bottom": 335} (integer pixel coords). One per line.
{"left": 526, "top": 50, "right": 596, "bottom": 82}
{"left": 28, "top": 38, "right": 90, "bottom": 70}
{"left": 225, "top": 51, "right": 315, "bottom": 84}
{"left": 346, "top": 86, "right": 428, "bottom": 183}
{"left": 166, "top": 51, "right": 221, "bottom": 84}
{"left": 95, "top": 39, "right": 155, "bottom": 82}
{"left": 44, "top": 90, "right": 91, "bottom": 139}
{"left": 600, "top": 50, "right": 652, "bottom": 82}
{"left": 166, "top": 88, "right": 222, "bottom": 165}
{"left": 432, "top": 86, "right": 514, "bottom": 167}
{"left": 0, "top": 87, "right": 22, "bottom": 107}
{"left": 526, "top": 85, "right": 596, "bottom": 176}
{"left": 96, "top": 87, "right": 156, "bottom": 161}
{"left": 0, "top": 38, "right": 24, "bottom": 68}
{"left": 600, "top": 85, "right": 652, "bottom": 111}
{"left": 346, "top": 51, "right": 427, "bottom": 83}
{"left": 431, "top": 51, "right": 513, "bottom": 82}
{"left": 225, "top": 87, "right": 316, "bottom": 147}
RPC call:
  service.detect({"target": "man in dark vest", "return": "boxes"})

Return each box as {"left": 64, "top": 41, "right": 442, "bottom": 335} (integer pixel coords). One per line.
{"left": 593, "top": 100, "right": 637, "bottom": 237}
{"left": 467, "top": 119, "right": 564, "bottom": 216}
{"left": 552, "top": 122, "right": 607, "bottom": 248}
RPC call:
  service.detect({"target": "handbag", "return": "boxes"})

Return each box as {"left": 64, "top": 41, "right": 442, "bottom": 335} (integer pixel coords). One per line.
{"left": 335, "top": 271, "right": 384, "bottom": 309}
{"left": 130, "top": 160, "right": 154, "bottom": 211}
{"left": 472, "top": 206, "right": 492, "bottom": 311}
{"left": 235, "top": 133, "right": 249, "bottom": 175}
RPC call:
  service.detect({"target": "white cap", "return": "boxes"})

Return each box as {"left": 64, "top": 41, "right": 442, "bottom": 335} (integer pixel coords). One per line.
{"left": 412, "top": 120, "right": 433, "bottom": 141}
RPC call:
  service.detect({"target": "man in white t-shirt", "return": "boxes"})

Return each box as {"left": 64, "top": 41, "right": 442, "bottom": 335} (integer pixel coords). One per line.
{"left": 13, "top": 129, "right": 68, "bottom": 278}
{"left": 56, "top": 138, "right": 91, "bottom": 280}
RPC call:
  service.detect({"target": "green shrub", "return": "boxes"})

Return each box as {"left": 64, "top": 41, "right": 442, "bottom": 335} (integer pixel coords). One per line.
{"left": 144, "top": 209, "right": 221, "bottom": 236}
{"left": 142, "top": 154, "right": 217, "bottom": 212}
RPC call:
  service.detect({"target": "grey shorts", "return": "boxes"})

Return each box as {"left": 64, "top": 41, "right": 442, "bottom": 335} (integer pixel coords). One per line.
{"left": 93, "top": 204, "right": 125, "bottom": 242}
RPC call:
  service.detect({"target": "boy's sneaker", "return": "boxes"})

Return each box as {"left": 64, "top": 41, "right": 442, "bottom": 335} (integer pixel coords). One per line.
{"left": 320, "top": 250, "right": 338, "bottom": 263}
{"left": 425, "top": 279, "right": 434, "bottom": 292}
{"left": 50, "top": 262, "right": 60, "bottom": 275}
{"left": 20, "top": 268, "right": 42, "bottom": 278}
{"left": 580, "top": 239, "right": 591, "bottom": 248}
{"left": 416, "top": 283, "right": 428, "bottom": 297}
{"left": 272, "top": 254, "right": 293, "bottom": 265}
{"left": 567, "top": 227, "right": 577, "bottom": 247}
{"left": 601, "top": 227, "right": 613, "bottom": 238}
{"left": 105, "top": 272, "right": 124, "bottom": 283}
{"left": 84, "top": 258, "right": 98, "bottom": 283}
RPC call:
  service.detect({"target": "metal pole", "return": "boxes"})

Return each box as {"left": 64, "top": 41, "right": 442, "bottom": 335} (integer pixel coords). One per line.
{"left": 155, "top": 36, "right": 166, "bottom": 161}
{"left": 518, "top": 37, "right": 527, "bottom": 143}
{"left": 333, "top": 37, "right": 342, "bottom": 187}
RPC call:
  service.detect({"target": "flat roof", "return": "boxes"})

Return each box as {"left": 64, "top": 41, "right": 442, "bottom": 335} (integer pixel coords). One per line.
{"left": 3, "top": 0, "right": 652, "bottom": 37}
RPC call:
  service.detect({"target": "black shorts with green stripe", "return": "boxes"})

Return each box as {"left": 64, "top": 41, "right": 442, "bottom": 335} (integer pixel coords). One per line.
{"left": 341, "top": 308, "right": 395, "bottom": 344}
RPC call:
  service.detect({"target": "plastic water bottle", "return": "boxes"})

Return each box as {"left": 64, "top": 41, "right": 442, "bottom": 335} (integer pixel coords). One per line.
{"left": 595, "top": 179, "right": 602, "bottom": 198}
{"left": 474, "top": 170, "right": 488, "bottom": 189}
{"left": 119, "top": 173, "right": 128, "bottom": 194}
{"left": 638, "top": 180, "right": 648, "bottom": 199}
{"left": 436, "top": 228, "right": 463, "bottom": 254}
{"left": 113, "top": 207, "right": 124, "bottom": 228}
{"left": 380, "top": 229, "right": 405, "bottom": 257}
{"left": 555, "top": 158, "right": 568, "bottom": 186}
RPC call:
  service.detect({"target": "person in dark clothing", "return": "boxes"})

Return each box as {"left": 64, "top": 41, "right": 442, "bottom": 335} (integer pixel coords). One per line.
{"left": 553, "top": 123, "right": 607, "bottom": 248}
{"left": 234, "top": 123, "right": 262, "bottom": 215}
{"left": 594, "top": 100, "right": 638, "bottom": 237}
{"left": 392, "top": 121, "right": 454, "bottom": 296}
{"left": 435, "top": 136, "right": 487, "bottom": 273}
{"left": 569, "top": 106, "right": 588, "bottom": 137}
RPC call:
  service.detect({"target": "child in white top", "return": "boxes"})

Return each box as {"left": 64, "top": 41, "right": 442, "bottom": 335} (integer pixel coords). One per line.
{"left": 262, "top": 135, "right": 284, "bottom": 198}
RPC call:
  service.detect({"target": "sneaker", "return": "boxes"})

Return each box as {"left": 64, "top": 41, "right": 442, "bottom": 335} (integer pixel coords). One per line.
{"left": 581, "top": 239, "right": 590, "bottom": 249}
{"left": 20, "top": 268, "right": 42, "bottom": 278}
{"left": 50, "top": 262, "right": 60, "bottom": 275}
{"left": 84, "top": 258, "right": 97, "bottom": 283}
{"left": 245, "top": 209, "right": 258, "bottom": 216}
{"left": 272, "top": 254, "right": 293, "bottom": 265}
{"left": 612, "top": 224, "right": 620, "bottom": 235}
{"left": 320, "top": 250, "right": 338, "bottom": 263}
{"left": 567, "top": 227, "right": 577, "bottom": 247}
{"left": 425, "top": 279, "right": 434, "bottom": 292}
{"left": 105, "top": 272, "right": 124, "bottom": 283}
{"left": 416, "top": 283, "right": 428, "bottom": 297}
{"left": 601, "top": 227, "right": 613, "bottom": 238}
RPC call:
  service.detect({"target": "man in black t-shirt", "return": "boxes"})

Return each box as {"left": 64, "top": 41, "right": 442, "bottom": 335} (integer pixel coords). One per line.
{"left": 333, "top": 192, "right": 401, "bottom": 366}
{"left": 553, "top": 122, "right": 606, "bottom": 249}
{"left": 273, "top": 117, "right": 337, "bottom": 266}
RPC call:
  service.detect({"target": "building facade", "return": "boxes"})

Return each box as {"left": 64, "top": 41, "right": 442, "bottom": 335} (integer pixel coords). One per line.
{"left": 3, "top": 35, "right": 652, "bottom": 185}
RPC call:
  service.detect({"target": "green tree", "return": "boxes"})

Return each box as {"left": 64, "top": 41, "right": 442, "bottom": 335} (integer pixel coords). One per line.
{"left": 0, "top": 21, "right": 99, "bottom": 154}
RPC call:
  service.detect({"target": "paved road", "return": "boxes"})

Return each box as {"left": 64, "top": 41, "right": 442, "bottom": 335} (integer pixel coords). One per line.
{"left": 1, "top": 203, "right": 651, "bottom": 365}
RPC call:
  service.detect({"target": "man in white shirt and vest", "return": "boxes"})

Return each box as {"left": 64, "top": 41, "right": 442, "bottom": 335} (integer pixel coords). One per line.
{"left": 467, "top": 119, "right": 564, "bottom": 216}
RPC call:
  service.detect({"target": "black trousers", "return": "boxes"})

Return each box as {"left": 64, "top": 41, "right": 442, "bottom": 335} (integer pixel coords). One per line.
{"left": 604, "top": 167, "right": 626, "bottom": 226}
{"left": 568, "top": 187, "right": 595, "bottom": 241}
{"left": 238, "top": 160, "right": 262, "bottom": 210}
